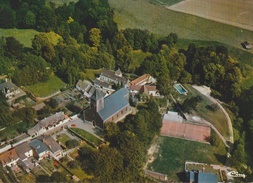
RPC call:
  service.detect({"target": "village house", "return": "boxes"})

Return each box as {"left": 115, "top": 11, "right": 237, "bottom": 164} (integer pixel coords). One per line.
{"left": 15, "top": 142, "right": 33, "bottom": 161}
{"left": 129, "top": 74, "right": 155, "bottom": 86}
{"left": 15, "top": 142, "right": 35, "bottom": 172}
{"left": 38, "top": 135, "right": 63, "bottom": 160}
{"left": 0, "top": 79, "right": 26, "bottom": 105}
{"left": 99, "top": 68, "right": 128, "bottom": 86}
{"left": 84, "top": 88, "right": 132, "bottom": 129}
{"left": 27, "top": 112, "right": 69, "bottom": 137}
{"left": 0, "top": 148, "right": 19, "bottom": 168}
{"left": 29, "top": 139, "right": 50, "bottom": 161}
{"left": 129, "top": 85, "right": 160, "bottom": 97}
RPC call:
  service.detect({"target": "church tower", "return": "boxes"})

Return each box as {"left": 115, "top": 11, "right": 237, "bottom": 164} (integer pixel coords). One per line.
{"left": 90, "top": 89, "right": 104, "bottom": 112}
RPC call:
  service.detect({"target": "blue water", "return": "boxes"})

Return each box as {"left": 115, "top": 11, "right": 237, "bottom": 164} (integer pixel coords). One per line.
{"left": 175, "top": 84, "right": 187, "bottom": 93}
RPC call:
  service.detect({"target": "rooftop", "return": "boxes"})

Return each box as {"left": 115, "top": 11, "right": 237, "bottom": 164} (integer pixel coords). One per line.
{"left": 130, "top": 74, "right": 151, "bottom": 85}
{"left": 15, "top": 142, "right": 32, "bottom": 160}
{"left": 29, "top": 139, "right": 49, "bottom": 155}
{"left": 98, "top": 88, "right": 129, "bottom": 121}
{"left": 39, "top": 135, "right": 62, "bottom": 153}
{"left": 0, "top": 148, "right": 19, "bottom": 166}
{"left": 100, "top": 68, "right": 128, "bottom": 84}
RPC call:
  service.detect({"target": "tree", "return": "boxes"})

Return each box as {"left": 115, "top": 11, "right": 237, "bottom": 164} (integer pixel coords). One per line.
{"left": 23, "top": 11, "right": 36, "bottom": 28}
{"left": 68, "top": 160, "right": 79, "bottom": 169}
{"left": 4, "top": 37, "right": 23, "bottom": 59}
{"left": 89, "top": 28, "right": 101, "bottom": 48}
{"left": 65, "top": 139, "right": 80, "bottom": 148}
{"left": 50, "top": 171, "right": 65, "bottom": 183}
{"left": 0, "top": 5, "right": 16, "bottom": 28}
{"left": 36, "top": 6, "right": 57, "bottom": 31}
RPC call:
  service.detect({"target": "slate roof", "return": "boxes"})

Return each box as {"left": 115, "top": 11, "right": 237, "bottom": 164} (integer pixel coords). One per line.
{"left": 15, "top": 142, "right": 32, "bottom": 160}
{"left": 100, "top": 68, "right": 128, "bottom": 84}
{"left": 28, "top": 112, "right": 66, "bottom": 136}
{"left": 29, "top": 139, "right": 49, "bottom": 155}
{"left": 0, "top": 79, "right": 18, "bottom": 92}
{"left": 94, "top": 78, "right": 110, "bottom": 88}
{"left": 198, "top": 172, "right": 218, "bottom": 183}
{"left": 39, "top": 135, "right": 62, "bottom": 154}
{"left": 98, "top": 88, "right": 129, "bottom": 121}
{"left": 91, "top": 89, "right": 103, "bottom": 101}
{"left": 76, "top": 80, "right": 92, "bottom": 92}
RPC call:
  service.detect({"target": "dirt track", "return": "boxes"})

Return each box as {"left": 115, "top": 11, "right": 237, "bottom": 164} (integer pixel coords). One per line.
{"left": 167, "top": 0, "right": 253, "bottom": 31}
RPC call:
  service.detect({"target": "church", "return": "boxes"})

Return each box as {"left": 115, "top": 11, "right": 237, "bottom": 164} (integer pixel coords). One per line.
{"left": 84, "top": 88, "right": 132, "bottom": 129}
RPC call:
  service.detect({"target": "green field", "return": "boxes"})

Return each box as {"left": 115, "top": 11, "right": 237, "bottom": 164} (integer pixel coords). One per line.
{"left": 70, "top": 128, "right": 103, "bottom": 146}
{"left": 25, "top": 75, "right": 66, "bottom": 97}
{"left": 0, "top": 28, "right": 39, "bottom": 48}
{"left": 109, "top": 0, "right": 253, "bottom": 52}
{"left": 149, "top": 136, "right": 226, "bottom": 181}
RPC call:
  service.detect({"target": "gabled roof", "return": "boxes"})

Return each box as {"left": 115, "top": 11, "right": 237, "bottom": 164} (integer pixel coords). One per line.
{"left": 39, "top": 135, "right": 62, "bottom": 154}
{"left": 0, "top": 79, "right": 18, "bottom": 91}
{"left": 28, "top": 112, "right": 66, "bottom": 136}
{"left": 76, "top": 80, "right": 92, "bottom": 92}
{"left": 98, "top": 88, "right": 129, "bottom": 121}
{"left": 15, "top": 142, "right": 32, "bottom": 160}
{"left": 94, "top": 78, "right": 110, "bottom": 88}
{"left": 90, "top": 89, "right": 104, "bottom": 101}
{"left": 29, "top": 139, "right": 49, "bottom": 155}
{"left": 130, "top": 74, "right": 151, "bottom": 85}
{"left": 100, "top": 68, "right": 128, "bottom": 84}
{"left": 0, "top": 148, "right": 19, "bottom": 166}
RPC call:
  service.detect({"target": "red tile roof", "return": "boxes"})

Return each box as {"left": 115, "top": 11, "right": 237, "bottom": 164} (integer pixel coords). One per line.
{"left": 130, "top": 74, "right": 151, "bottom": 85}
{"left": 0, "top": 149, "right": 19, "bottom": 166}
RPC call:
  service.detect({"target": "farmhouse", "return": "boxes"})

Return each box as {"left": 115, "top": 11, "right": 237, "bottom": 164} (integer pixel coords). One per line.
{"left": 129, "top": 85, "right": 160, "bottom": 97}
{"left": 99, "top": 68, "right": 128, "bottom": 86}
{"left": 129, "top": 74, "right": 155, "bottom": 86}
{"left": 0, "top": 79, "right": 26, "bottom": 105}
{"left": 84, "top": 88, "right": 131, "bottom": 129}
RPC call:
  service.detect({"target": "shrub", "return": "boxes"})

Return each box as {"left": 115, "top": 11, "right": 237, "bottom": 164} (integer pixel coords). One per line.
{"left": 65, "top": 139, "right": 80, "bottom": 148}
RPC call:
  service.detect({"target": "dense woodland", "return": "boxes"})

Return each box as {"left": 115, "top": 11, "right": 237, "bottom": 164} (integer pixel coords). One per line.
{"left": 0, "top": 0, "right": 253, "bottom": 181}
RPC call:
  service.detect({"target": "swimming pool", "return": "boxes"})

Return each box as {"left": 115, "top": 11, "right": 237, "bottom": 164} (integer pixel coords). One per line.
{"left": 174, "top": 83, "right": 188, "bottom": 95}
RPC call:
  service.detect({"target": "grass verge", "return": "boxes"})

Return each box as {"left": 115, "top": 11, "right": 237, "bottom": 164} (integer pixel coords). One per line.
{"left": 25, "top": 75, "right": 66, "bottom": 97}
{"left": 148, "top": 136, "right": 226, "bottom": 181}
{"left": 70, "top": 128, "right": 103, "bottom": 146}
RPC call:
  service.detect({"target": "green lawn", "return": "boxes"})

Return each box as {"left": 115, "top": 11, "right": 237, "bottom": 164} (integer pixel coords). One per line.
{"left": 109, "top": 0, "right": 253, "bottom": 51}
{"left": 0, "top": 29, "right": 62, "bottom": 48}
{"left": 70, "top": 128, "right": 103, "bottom": 146}
{"left": 57, "top": 134, "right": 72, "bottom": 146}
{"left": 149, "top": 136, "right": 226, "bottom": 181}
{"left": 183, "top": 84, "right": 230, "bottom": 138}
{"left": 0, "top": 28, "right": 39, "bottom": 48}
{"left": 25, "top": 75, "right": 66, "bottom": 97}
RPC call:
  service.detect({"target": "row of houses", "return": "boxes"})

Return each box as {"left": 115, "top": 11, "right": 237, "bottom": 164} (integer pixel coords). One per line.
{"left": 0, "top": 135, "right": 63, "bottom": 172}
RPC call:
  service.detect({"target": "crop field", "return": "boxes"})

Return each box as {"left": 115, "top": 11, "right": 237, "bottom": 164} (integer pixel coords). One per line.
{"left": 167, "top": 0, "right": 253, "bottom": 31}
{"left": 109, "top": 0, "right": 253, "bottom": 51}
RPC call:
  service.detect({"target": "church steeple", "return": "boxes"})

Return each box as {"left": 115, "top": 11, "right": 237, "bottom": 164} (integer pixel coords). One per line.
{"left": 90, "top": 89, "right": 104, "bottom": 112}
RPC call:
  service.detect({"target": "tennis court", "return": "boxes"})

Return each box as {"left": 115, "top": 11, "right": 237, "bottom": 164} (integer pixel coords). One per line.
{"left": 161, "top": 120, "right": 211, "bottom": 143}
